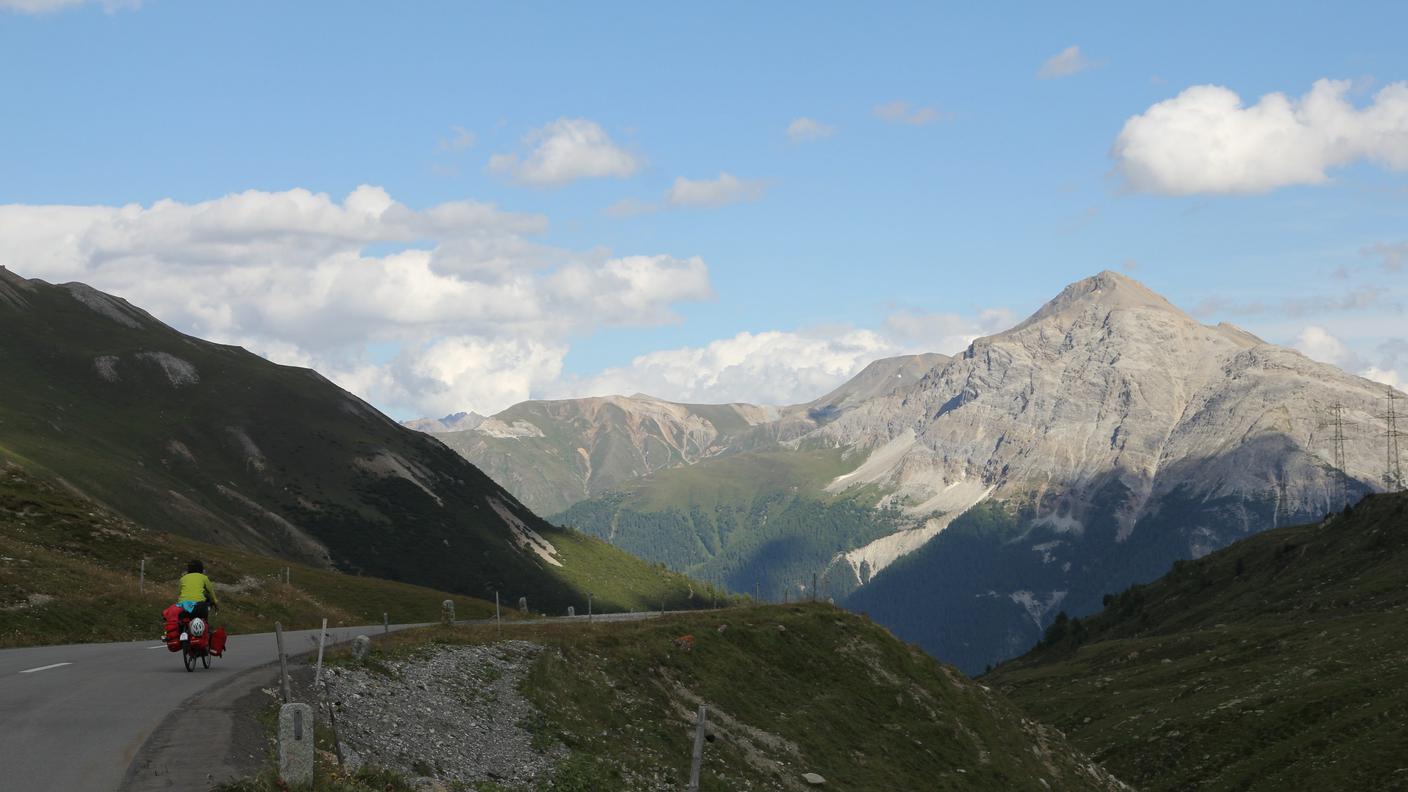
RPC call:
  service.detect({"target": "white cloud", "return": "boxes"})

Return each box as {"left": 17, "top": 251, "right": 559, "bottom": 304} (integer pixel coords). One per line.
{"left": 666, "top": 173, "right": 766, "bottom": 208}
{"left": 786, "top": 117, "right": 835, "bottom": 142}
{"left": 488, "top": 118, "right": 640, "bottom": 186}
{"left": 874, "top": 100, "right": 941, "bottom": 126}
{"left": 1294, "top": 325, "right": 1361, "bottom": 369}
{"left": 1037, "top": 46, "right": 1095, "bottom": 79}
{"left": 1114, "top": 79, "right": 1408, "bottom": 195}
{"left": 439, "top": 125, "right": 475, "bottom": 151}
{"left": 1363, "top": 367, "right": 1403, "bottom": 388}
{"left": 557, "top": 307, "right": 1009, "bottom": 407}
{"left": 0, "top": 186, "right": 712, "bottom": 417}
{"left": 563, "top": 329, "right": 902, "bottom": 406}
{"left": 883, "top": 308, "right": 1016, "bottom": 350}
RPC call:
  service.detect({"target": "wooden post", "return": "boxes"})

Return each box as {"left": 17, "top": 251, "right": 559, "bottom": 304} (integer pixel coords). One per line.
{"left": 138, "top": 559, "right": 145, "bottom": 594}
{"left": 588, "top": 593, "right": 593, "bottom": 624}
{"left": 495, "top": 591, "right": 501, "bottom": 636}
{"left": 382, "top": 612, "right": 389, "bottom": 637}
{"left": 275, "top": 621, "right": 291, "bottom": 703}
{"left": 313, "top": 618, "right": 328, "bottom": 688}
{"left": 688, "top": 704, "right": 708, "bottom": 792}
{"left": 812, "top": 572, "right": 818, "bottom": 602}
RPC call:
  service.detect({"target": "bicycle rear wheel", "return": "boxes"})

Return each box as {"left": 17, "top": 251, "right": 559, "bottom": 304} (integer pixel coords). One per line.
{"left": 183, "top": 646, "right": 196, "bottom": 672}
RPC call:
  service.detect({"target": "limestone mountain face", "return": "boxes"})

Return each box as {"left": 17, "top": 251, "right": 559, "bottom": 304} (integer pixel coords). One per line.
{"left": 431, "top": 395, "right": 781, "bottom": 516}
{"left": 837, "top": 272, "right": 1396, "bottom": 671}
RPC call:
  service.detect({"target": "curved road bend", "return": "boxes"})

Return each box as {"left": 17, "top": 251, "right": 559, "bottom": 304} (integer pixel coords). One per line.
{"left": 0, "top": 610, "right": 681, "bottom": 791}
{"left": 0, "top": 623, "right": 415, "bottom": 792}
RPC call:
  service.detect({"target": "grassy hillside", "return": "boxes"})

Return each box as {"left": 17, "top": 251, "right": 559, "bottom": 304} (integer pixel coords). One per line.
{"left": 0, "top": 267, "right": 706, "bottom": 615}
{"left": 986, "top": 492, "right": 1408, "bottom": 791}
{"left": 232, "top": 605, "right": 1129, "bottom": 792}
{"left": 0, "top": 463, "right": 501, "bottom": 647}
{"left": 556, "top": 448, "right": 904, "bottom": 601}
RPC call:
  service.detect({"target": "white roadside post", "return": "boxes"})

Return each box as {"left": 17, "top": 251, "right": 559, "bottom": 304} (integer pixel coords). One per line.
{"left": 313, "top": 618, "right": 328, "bottom": 688}
{"left": 588, "top": 592, "right": 593, "bottom": 624}
{"left": 687, "top": 704, "right": 708, "bottom": 792}
{"left": 274, "top": 621, "right": 291, "bottom": 703}
{"left": 138, "top": 559, "right": 144, "bottom": 594}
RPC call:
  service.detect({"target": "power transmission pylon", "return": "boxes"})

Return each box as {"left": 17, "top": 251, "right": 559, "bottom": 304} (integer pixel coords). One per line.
{"left": 1384, "top": 388, "right": 1404, "bottom": 494}
{"left": 1319, "top": 401, "right": 1349, "bottom": 510}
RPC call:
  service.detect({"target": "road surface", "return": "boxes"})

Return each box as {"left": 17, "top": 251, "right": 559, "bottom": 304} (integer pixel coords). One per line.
{"left": 0, "top": 610, "right": 682, "bottom": 791}
{"left": 0, "top": 623, "right": 412, "bottom": 792}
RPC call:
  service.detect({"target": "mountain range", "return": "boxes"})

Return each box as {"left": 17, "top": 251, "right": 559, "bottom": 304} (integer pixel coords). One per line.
{"left": 0, "top": 265, "right": 702, "bottom": 614}
{"left": 417, "top": 271, "right": 1402, "bottom": 672}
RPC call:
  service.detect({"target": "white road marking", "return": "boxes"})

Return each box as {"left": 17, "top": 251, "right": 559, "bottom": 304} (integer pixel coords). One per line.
{"left": 18, "top": 663, "right": 72, "bottom": 674}
{"left": 147, "top": 645, "right": 169, "bottom": 650}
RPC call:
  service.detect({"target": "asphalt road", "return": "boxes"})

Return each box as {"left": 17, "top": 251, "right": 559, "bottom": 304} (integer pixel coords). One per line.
{"left": 0, "top": 622, "right": 414, "bottom": 792}
{"left": 0, "top": 610, "right": 680, "bottom": 792}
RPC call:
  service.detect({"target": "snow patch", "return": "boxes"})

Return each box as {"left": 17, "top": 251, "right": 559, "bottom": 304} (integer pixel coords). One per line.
{"left": 1008, "top": 590, "right": 1068, "bottom": 629}
{"left": 136, "top": 351, "right": 199, "bottom": 386}
{"left": 487, "top": 497, "right": 562, "bottom": 567}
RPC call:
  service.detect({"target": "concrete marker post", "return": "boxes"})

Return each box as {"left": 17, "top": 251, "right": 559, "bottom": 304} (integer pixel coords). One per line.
{"left": 274, "top": 621, "right": 291, "bottom": 703}
{"left": 278, "top": 702, "right": 314, "bottom": 785}
{"left": 687, "top": 703, "right": 708, "bottom": 792}
{"left": 313, "top": 618, "right": 328, "bottom": 688}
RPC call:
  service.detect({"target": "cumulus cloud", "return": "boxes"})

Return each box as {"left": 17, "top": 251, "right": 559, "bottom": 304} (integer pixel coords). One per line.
{"left": 1037, "top": 46, "right": 1096, "bottom": 79}
{"left": 1292, "top": 325, "right": 1406, "bottom": 387}
{"left": 561, "top": 329, "right": 902, "bottom": 406}
{"left": 874, "top": 100, "right": 941, "bottom": 126}
{"left": 556, "top": 307, "right": 1010, "bottom": 407}
{"left": 488, "top": 118, "right": 640, "bottom": 186}
{"left": 666, "top": 173, "right": 766, "bottom": 208}
{"left": 883, "top": 308, "right": 1016, "bottom": 350}
{"left": 0, "top": 186, "right": 713, "bottom": 417}
{"left": 786, "top": 117, "right": 835, "bottom": 142}
{"left": 1114, "top": 79, "right": 1408, "bottom": 195}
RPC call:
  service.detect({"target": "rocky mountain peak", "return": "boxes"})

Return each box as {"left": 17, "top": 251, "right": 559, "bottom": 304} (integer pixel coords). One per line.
{"left": 1005, "top": 270, "right": 1186, "bottom": 335}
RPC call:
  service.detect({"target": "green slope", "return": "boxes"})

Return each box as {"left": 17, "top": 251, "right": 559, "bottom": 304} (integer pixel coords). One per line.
{"left": 986, "top": 492, "right": 1408, "bottom": 791}
{"left": 555, "top": 448, "right": 904, "bottom": 602}
{"left": 0, "top": 462, "right": 502, "bottom": 647}
{"left": 233, "top": 605, "right": 1129, "bottom": 791}
{"left": 0, "top": 267, "right": 702, "bottom": 615}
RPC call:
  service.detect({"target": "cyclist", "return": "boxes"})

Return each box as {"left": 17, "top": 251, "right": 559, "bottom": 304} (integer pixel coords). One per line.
{"left": 176, "top": 559, "right": 219, "bottom": 640}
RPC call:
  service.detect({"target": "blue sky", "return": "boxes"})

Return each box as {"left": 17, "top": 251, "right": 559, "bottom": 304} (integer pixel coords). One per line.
{"left": 2, "top": 1, "right": 1406, "bottom": 417}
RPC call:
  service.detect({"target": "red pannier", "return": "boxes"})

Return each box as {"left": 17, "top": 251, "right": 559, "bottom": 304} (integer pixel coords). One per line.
{"left": 162, "top": 604, "right": 183, "bottom": 653}
{"left": 210, "top": 626, "right": 227, "bottom": 656}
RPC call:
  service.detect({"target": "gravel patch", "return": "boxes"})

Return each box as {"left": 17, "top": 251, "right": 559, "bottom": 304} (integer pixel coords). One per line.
{"left": 323, "top": 641, "right": 565, "bottom": 787}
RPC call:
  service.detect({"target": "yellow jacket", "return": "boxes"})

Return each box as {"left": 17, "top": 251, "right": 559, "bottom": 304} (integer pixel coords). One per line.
{"left": 178, "top": 572, "right": 217, "bottom": 605}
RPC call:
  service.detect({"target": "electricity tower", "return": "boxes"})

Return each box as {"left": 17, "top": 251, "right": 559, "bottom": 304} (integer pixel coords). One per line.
{"left": 1385, "top": 388, "right": 1404, "bottom": 494}
{"left": 1320, "top": 401, "right": 1349, "bottom": 510}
